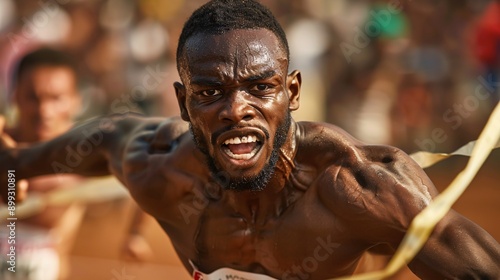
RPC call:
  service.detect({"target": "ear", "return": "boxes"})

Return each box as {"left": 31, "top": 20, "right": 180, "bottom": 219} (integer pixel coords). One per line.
{"left": 174, "top": 82, "right": 190, "bottom": 122}
{"left": 286, "top": 70, "right": 301, "bottom": 111}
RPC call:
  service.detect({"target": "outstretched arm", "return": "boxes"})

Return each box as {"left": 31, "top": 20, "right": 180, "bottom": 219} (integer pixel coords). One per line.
{"left": 3, "top": 115, "right": 130, "bottom": 178}
{"left": 1, "top": 114, "right": 165, "bottom": 202}
{"left": 409, "top": 211, "right": 500, "bottom": 279}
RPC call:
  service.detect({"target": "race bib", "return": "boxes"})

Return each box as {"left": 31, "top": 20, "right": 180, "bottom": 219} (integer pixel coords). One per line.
{"left": 190, "top": 261, "right": 278, "bottom": 280}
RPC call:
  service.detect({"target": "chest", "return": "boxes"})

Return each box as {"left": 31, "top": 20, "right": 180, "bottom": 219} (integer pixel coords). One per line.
{"left": 134, "top": 145, "right": 368, "bottom": 278}
{"left": 175, "top": 195, "right": 365, "bottom": 279}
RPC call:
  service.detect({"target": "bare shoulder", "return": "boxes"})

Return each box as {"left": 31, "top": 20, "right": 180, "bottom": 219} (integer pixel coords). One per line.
{"left": 108, "top": 115, "right": 189, "bottom": 183}
{"left": 298, "top": 122, "right": 437, "bottom": 242}
{"left": 295, "top": 121, "right": 387, "bottom": 167}
{"left": 145, "top": 115, "right": 190, "bottom": 152}
{"left": 115, "top": 115, "right": 193, "bottom": 215}
{"left": 112, "top": 114, "right": 188, "bottom": 145}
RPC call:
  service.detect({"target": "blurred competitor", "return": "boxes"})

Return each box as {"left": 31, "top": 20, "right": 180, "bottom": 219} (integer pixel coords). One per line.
{"left": 0, "top": 48, "right": 84, "bottom": 280}
{"left": 2, "top": 1, "right": 499, "bottom": 279}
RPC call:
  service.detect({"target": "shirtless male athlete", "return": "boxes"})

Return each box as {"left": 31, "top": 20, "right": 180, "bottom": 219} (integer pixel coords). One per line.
{"left": 2, "top": 1, "right": 499, "bottom": 279}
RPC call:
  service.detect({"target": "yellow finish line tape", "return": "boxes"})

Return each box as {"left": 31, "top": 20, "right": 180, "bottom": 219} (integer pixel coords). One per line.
{"left": 410, "top": 139, "right": 500, "bottom": 169}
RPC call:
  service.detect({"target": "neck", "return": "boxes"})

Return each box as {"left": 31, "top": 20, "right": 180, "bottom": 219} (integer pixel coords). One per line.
{"left": 223, "top": 121, "right": 300, "bottom": 224}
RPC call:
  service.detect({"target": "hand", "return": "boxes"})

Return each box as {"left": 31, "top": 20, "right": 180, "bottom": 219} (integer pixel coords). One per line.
{"left": 120, "top": 233, "right": 154, "bottom": 262}
{"left": 0, "top": 116, "right": 28, "bottom": 203}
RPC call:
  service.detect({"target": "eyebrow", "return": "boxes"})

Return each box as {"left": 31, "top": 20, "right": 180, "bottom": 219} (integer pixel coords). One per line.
{"left": 244, "top": 70, "right": 277, "bottom": 82}
{"left": 191, "top": 70, "right": 278, "bottom": 86}
{"left": 191, "top": 77, "right": 224, "bottom": 87}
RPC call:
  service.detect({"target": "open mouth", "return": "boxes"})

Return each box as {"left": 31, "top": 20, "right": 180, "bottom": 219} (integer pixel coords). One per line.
{"left": 221, "top": 134, "right": 263, "bottom": 161}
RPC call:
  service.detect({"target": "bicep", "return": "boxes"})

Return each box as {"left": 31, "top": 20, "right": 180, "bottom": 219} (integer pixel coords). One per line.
{"left": 353, "top": 148, "right": 500, "bottom": 278}
{"left": 323, "top": 147, "right": 438, "bottom": 240}
{"left": 360, "top": 149, "right": 500, "bottom": 278}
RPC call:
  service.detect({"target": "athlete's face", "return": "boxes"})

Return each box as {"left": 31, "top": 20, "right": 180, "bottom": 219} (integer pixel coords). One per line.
{"left": 175, "top": 28, "right": 300, "bottom": 191}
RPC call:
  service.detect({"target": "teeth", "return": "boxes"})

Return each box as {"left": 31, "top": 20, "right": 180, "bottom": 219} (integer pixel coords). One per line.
{"left": 222, "top": 135, "right": 260, "bottom": 160}
{"left": 223, "top": 135, "right": 258, "bottom": 145}
{"left": 223, "top": 145, "right": 259, "bottom": 160}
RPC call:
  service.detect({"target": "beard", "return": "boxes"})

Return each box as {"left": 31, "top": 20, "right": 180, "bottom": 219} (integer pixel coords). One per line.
{"left": 190, "top": 111, "right": 291, "bottom": 192}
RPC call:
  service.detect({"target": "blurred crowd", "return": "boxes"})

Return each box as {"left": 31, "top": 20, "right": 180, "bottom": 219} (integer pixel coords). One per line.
{"left": 0, "top": 0, "right": 499, "bottom": 154}
{"left": 0, "top": 1, "right": 499, "bottom": 279}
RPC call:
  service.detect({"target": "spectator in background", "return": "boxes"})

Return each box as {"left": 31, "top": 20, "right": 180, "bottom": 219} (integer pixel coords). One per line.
{"left": 473, "top": 0, "right": 500, "bottom": 104}
{"left": 0, "top": 47, "right": 154, "bottom": 279}
{"left": 0, "top": 47, "right": 84, "bottom": 280}
{"left": 390, "top": 73, "right": 433, "bottom": 153}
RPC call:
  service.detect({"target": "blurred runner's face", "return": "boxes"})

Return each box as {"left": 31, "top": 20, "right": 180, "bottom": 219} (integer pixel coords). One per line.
{"left": 15, "top": 66, "right": 81, "bottom": 141}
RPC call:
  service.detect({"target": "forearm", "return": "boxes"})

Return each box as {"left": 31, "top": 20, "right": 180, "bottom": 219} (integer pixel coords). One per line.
{"left": 9, "top": 117, "right": 117, "bottom": 179}
{"left": 410, "top": 213, "right": 500, "bottom": 279}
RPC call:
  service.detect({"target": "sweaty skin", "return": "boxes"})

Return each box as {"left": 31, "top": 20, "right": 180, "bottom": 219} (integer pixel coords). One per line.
{"left": 1, "top": 29, "right": 499, "bottom": 279}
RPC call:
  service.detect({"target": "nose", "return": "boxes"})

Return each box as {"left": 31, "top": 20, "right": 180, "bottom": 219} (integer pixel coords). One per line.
{"left": 218, "top": 91, "right": 256, "bottom": 123}
{"left": 37, "top": 100, "right": 54, "bottom": 120}
{"left": 39, "top": 101, "right": 48, "bottom": 115}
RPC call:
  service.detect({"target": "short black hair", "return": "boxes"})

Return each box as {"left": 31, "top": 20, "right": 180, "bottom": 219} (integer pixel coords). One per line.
{"left": 12, "top": 47, "right": 78, "bottom": 86}
{"left": 176, "top": 0, "right": 289, "bottom": 72}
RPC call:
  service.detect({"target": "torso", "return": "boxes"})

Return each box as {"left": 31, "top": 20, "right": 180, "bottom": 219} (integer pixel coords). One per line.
{"left": 117, "top": 118, "right": 433, "bottom": 279}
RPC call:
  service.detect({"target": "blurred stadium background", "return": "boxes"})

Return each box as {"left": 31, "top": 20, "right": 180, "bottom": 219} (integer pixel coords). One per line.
{"left": 0, "top": 0, "right": 498, "bottom": 279}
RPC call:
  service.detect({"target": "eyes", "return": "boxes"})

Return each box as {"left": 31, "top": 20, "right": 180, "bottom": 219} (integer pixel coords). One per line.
{"left": 200, "top": 89, "right": 223, "bottom": 97}
{"left": 253, "top": 84, "right": 270, "bottom": 91}
{"left": 198, "top": 84, "right": 274, "bottom": 97}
